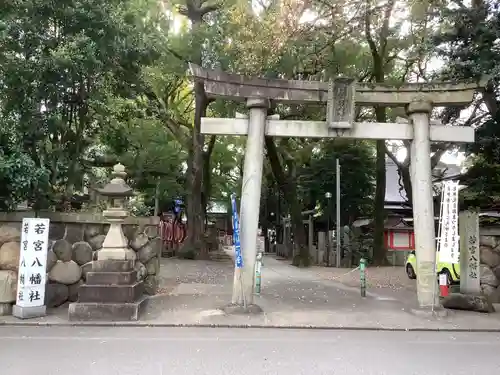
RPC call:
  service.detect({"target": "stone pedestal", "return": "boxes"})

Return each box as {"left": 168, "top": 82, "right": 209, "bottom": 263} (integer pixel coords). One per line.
{"left": 12, "top": 305, "right": 46, "bottom": 319}
{"left": 68, "top": 260, "right": 146, "bottom": 321}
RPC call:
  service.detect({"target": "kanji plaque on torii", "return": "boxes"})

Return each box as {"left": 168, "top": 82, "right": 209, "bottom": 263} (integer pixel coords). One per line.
{"left": 326, "top": 77, "right": 356, "bottom": 128}
{"left": 190, "top": 63, "right": 485, "bottom": 312}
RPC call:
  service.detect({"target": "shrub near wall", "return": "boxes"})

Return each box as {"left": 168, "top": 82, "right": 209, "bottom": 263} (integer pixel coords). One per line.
{"left": 0, "top": 212, "right": 161, "bottom": 315}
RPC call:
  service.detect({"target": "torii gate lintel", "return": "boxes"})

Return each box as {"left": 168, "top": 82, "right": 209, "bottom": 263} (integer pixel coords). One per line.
{"left": 189, "top": 63, "right": 483, "bottom": 107}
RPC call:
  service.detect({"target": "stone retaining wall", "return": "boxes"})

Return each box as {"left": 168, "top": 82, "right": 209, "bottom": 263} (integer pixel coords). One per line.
{"left": 0, "top": 212, "right": 160, "bottom": 315}
{"left": 479, "top": 227, "right": 500, "bottom": 303}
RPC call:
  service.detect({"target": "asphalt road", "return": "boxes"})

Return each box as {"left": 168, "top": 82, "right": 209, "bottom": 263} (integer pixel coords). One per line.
{"left": 0, "top": 326, "right": 499, "bottom": 375}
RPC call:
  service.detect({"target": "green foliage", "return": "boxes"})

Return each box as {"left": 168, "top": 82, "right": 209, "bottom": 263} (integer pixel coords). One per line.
{"left": 461, "top": 117, "right": 500, "bottom": 209}
{"left": 432, "top": 0, "right": 500, "bottom": 209}
{"left": 433, "top": 0, "right": 500, "bottom": 82}
{"left": 4, "top": 0, "right": 493, "bottom": 232}
{"left": 0, "top": 0, "right": 164, "bottom": 209}
{"left": 461, "top": 157, "right": 500, "bottom": 209}
{"left": 468, "top": 117, "right": 500, "bottom": 161}
{"left": 207, "top": 136, "right": 245, "bottom": 200}
{"left": 128, "top": 195, "right": 154, "bottom": 217}
{"left": 299, "top": 140, "right": 376, "bottom": 224}
{"left": 98, "top": 94, "right": 188, "bottom": 205}
{"left": 0, "top": 148, "right": 50, "bottom": 211}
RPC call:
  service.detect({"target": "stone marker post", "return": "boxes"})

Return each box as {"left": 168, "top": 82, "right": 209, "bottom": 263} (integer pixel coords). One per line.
{"left": 308, "top": 215, "right": 315, "bottom": 263}
{"left": 13, "top": 218, "right": 50, "bottom": 319}
{"left": 343, "top": 225, "right": 351, "bottom": 267}
{"left": 69, "top": 164, "right": 146, "bottom": 321}
{"left": 318, "top": 232, "right": 326, "bottom": 264}
{"left": 459, "top": 211, "right": 481, "bottom": 294}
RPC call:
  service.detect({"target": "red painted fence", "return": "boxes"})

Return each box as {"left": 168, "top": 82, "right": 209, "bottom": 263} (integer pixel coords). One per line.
{"left": 159, "top": 218, "right": 187, "bottom": 256}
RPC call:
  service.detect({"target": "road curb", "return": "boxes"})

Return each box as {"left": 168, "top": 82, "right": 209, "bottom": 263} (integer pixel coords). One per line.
{"left": 1, "top": 321, "right": 500, "bottom": 332}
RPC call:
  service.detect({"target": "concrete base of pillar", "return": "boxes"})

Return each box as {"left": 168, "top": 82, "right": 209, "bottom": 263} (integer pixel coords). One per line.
{"left": 68, "top": 260, "right": 146, "bottom": 322}
{"left": 222, "top": 303, "right": 263, "bottom": 315}
{"left": 12, "top": 305, "right": 46, "bottom": 319}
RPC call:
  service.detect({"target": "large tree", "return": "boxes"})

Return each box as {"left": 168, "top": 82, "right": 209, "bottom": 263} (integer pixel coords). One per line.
{"left": 432, "top": 0, "right": 500, "bottom": 208}
{"left": 0, "top": 0, "right": 163, "bottom": 209}
{"left": 173, "top": 0, "right": 224, "bottom": 258}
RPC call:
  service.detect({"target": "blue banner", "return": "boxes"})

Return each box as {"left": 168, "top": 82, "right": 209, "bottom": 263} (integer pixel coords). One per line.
{"left": 173, "top": 198, "right": 182, "bottom": 214}
{"left": 231, "top": 194, "right": 243, "bottom": 268}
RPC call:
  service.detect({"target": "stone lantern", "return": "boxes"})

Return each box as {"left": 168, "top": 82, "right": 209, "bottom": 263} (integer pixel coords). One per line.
{"left": 96, "top": 163, "right": 136, "bottom": 261}
{"left": 68, "top": 163, "right": 146, "bottom": 322}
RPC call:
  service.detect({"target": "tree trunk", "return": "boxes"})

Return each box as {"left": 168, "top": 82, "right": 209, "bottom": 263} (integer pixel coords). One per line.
{"left": 389, "top": 141, "right": 448, "bottom": 208}
{"left": 372, "top": 139, "right": 387, "bottom": 265}
{"left": 264, "top": 137, "right": 310, "bottom": 267}
{"left": 399, "top": 166, "right": 412, "bottom": 205}
{"left": 201, "top": 135, "right": 217, "bottom": 231}
{"left": 288, "top": 196, "right": 309, "bottom": 267}
{"left": 372, "top": 103, "right": 389, "bottom": 265}
{"left": 181, "top": 80, "right": 207, "bottom": 258}
{"left": 386, "top": 149, "right": 413, "bottom": 206}
{"left": 364, "top": 0, "right": 396, "bottom": 264}
{"left": 179, "top": 3, "right": 219, "bottom": 258}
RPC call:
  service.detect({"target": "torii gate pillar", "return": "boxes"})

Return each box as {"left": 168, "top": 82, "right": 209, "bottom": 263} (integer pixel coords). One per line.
{"left": 231, "top": 98, "right": 268, "bottom": 309}
{"left": 407, "top": 100, "right": 439, "bottom": 308}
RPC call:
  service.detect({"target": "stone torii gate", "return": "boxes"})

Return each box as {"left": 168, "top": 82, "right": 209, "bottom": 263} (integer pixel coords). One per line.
{"left": 190, "top": 63, "right": 484, "bottom": 312}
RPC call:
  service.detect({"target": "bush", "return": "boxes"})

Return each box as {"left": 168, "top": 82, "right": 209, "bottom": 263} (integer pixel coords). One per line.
{"left": 0, "top": 150, "right": 50, "bottom": 211}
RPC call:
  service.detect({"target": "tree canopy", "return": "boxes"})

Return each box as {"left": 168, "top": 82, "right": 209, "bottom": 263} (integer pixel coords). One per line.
{"left": 0, "top": 0, "right": 494, "bottom": 264}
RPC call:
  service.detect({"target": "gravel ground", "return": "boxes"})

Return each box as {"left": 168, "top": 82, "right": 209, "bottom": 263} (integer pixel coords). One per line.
{"left": 311, "top": 265, "right": 418, "bottom": 303}
{"left": 157, "top": 251, "right": 234, "bottom": 295}
{"left": 159, "top": 255, "right": 416, "bottom": 304}
{"left": 314, "top": 265, "right": 415, "bottom": 290}
{"left": 159, "top": 254, "right": 418, "bottom": 302}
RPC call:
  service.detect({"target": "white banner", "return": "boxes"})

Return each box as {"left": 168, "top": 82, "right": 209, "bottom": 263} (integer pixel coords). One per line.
{"left": 16, "top": 218, "right": 50, "bottom": 307}
{"left": 438, "top": 181, "right": 460, "bottom": 264}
